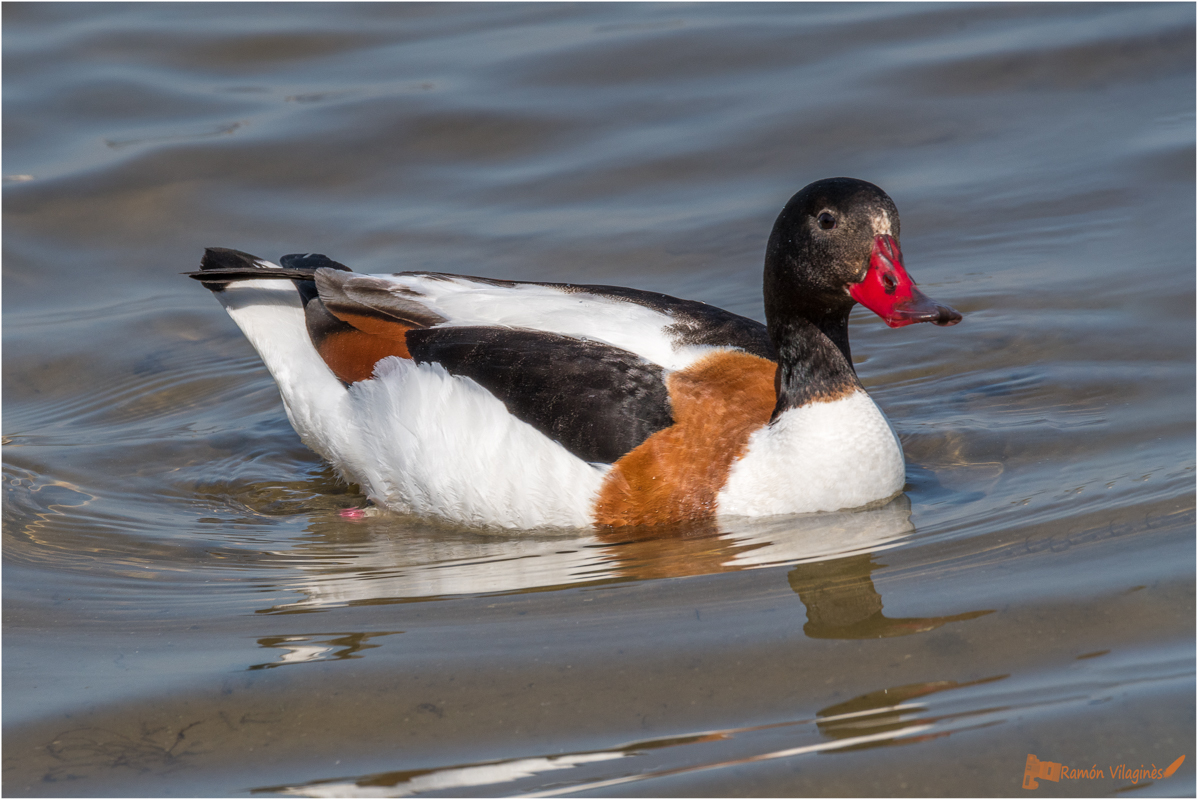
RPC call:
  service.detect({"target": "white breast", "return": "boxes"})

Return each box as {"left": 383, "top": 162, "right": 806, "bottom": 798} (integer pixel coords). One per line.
{"left": 716, "top": 390, "right": 905, "bottom": 517}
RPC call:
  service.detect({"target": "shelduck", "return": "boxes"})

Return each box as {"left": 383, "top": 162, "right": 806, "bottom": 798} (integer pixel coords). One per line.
{"left": 188, "top": 177, "right": 961, "bottom": 529}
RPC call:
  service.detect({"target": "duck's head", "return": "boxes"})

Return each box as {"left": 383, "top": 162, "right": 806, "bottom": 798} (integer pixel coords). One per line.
{"left": 764, "top": 177, "right": 962, "bottom": 331}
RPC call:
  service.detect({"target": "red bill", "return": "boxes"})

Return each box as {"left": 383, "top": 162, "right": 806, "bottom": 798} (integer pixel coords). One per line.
{"left": 850, "top": 235, "right": 962, "bottom": 328}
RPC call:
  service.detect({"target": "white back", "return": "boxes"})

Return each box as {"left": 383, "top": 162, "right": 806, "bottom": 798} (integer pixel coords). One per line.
{"left": 374, "top": 274, "right": 721, "bottom": 371}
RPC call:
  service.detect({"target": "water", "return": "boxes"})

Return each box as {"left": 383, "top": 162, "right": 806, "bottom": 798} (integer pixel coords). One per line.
{"left": 3, "top": 3, "right": 1194, "bottom": 796}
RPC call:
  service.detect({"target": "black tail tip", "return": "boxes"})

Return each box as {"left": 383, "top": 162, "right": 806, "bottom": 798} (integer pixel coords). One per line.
{"left": 182, "top": 247, "right": 267, "bottom": 290}
{"left": 201, "top": 247, "right": 265, "bottom": 271}
{"left": 186, "top": 248, "right": 353, "bottom": 290}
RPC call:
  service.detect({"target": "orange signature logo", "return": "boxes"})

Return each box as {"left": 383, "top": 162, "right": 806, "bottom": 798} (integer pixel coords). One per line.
{"left": 1023, "top": 754, "right": 1186, "bottom": 790}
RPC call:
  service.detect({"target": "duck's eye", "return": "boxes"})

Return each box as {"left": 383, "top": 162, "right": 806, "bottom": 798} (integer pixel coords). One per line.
{"left": 817, "top": 212, "right": 836, "bottom": 230}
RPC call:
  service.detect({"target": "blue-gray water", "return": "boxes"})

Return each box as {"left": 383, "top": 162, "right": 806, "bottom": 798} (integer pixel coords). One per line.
{"left": 3, "top": 3, "right": 1194, "bottom": 796}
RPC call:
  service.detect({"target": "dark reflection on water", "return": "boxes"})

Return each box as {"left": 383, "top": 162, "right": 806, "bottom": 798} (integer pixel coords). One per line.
{"left": 814, "top": 674, "right": 1009, "bottom": 743}
{"left": 788, "top": 554, "right": 993, "bottom": 640}
{"left": 3, "top": 2, "right": 1194, "bottom": 797}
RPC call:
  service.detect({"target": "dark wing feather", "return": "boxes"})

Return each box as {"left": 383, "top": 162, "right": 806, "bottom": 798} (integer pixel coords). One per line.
{"left": 406, "top": 327, "right": 674, "bottom": 465}
{"left": 315, "top": 270, "right": 447, "bottom": 330}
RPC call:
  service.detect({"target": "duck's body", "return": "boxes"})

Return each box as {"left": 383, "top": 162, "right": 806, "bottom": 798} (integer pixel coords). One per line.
{"left": 190, "top": 178, "right": 960, "bottom": 529}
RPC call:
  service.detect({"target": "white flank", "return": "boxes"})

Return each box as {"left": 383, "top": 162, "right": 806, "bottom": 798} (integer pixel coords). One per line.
{"left": 717, "top": 390, "right": 905, "bottom": 517}
{"left": 339, "top": 357, "right": 607, "bottom": 529}
{"left": 212, "top": 266, "right": 606, "bottom": 529}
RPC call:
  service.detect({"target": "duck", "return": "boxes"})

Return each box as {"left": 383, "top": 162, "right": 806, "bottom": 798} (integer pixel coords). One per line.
{"left": 188, "top": 177, "right": 961, "bottom": 530}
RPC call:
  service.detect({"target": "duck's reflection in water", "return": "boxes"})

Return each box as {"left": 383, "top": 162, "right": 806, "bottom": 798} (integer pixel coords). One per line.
{"left": 260, "top": 496, "right": 918, "bottom": 612}
{"left": 790, "top": 554, "right": 993, "bottom": 639}
{"left": 247, "top": 497, "right": 1000, "bottom": 793}
{"left": 814, "top": 674, "right": 1008, "bottom": 744}
{"left": 258, "top": 496, "right": 988, "bottom": 640}
{"left": 248, "top": 630, "right": 403, "bottom": 670}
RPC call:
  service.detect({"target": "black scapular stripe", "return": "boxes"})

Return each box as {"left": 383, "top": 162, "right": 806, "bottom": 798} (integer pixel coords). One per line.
{"left": 406, "top": 327, "right": 674, "bottom": 465}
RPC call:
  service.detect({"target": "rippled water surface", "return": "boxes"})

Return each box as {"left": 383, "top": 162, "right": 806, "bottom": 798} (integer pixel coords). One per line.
{"left": 3, "top": 3, "right": 1194, "bottom": 797}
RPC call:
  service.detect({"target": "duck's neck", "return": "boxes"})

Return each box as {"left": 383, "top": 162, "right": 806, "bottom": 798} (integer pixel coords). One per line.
{"left": 768, "top": 310, "right": 863, "bottom": 420}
